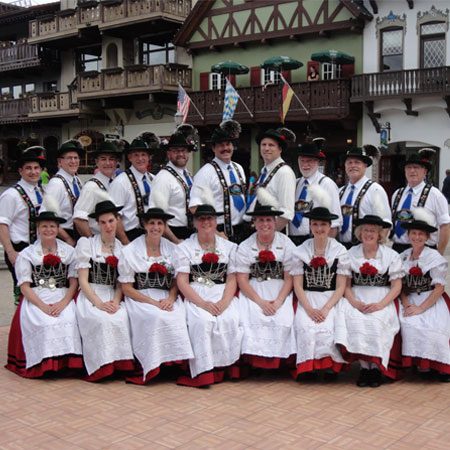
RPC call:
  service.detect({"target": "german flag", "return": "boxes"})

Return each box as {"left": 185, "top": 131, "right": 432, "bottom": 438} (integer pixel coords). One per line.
{"left": 280, "top": 75, "right": 294, "bottom": 123}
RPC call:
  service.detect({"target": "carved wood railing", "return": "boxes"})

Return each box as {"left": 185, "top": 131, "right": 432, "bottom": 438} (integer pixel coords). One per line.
{"left": 0, "top": 98, "right": 31, "bottom": 119}
{"left": 30, "top": 88, "right": 78, "bottom": 114}
{"left": 0, "top": 44, "right": 58, "bottom": 72}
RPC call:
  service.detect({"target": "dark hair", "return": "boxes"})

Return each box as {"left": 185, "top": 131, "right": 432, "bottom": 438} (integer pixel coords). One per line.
{"left": 96, "top": 211, "right": 119, "bottom": 222}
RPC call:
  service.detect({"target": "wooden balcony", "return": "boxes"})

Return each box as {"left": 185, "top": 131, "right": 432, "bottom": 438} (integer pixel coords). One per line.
{"left": 186, "top": 80, "right": 352, "bottom": 125}
{"left": 28, "top": 89, "right": 80, "bottom": 119}
{"left": 29, "top": 0, "right": 191, "bottom": 46}
{"left": 77, "top": 63, "right": 191, "bottom": 100}
{"left": 0, "top": 43, "right": 58, "bottom": 73}
{"left": 351, "top": 66, "right": 450, "bottom": 101}
{"left": 0, "top": 98, "right": 34, "bottom": 124}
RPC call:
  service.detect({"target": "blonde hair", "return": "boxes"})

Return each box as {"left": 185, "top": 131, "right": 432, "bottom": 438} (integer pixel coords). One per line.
{"left": 354, "top": 224, "right": 386, "bottom": 244}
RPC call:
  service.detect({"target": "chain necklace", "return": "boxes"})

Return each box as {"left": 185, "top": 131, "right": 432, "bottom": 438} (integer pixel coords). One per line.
{"left": 256, "top": 236, "right": 272, "bottom": 250}
{"left": 101, "top": 238, "right": 115, "bottom": 254}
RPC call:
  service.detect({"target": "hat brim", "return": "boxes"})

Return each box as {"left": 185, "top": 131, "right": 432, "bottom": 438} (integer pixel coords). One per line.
{"left": 403, "top": 161, "right": 431, "bottom": 171}
{"left": 256, "top": 134, "right": 287, "bottom": 151}
{"left": 344, "top": 154, "right": 373, "bottom": 167}
{"left": 165, "top": 143, "right": 196, "bottom": 151}
{"left": 30, "top": 214, "right": 66, "bottom": 224}
{"left": 354, "top": 217, "right": 391, "bottom": 229}
{"left": 57, "top": 148, "right": 85, "bottom": 158}
{"left": 91, "top": 151, "right": 122, "bottom": 159}
{"left": 139, "top": 211, "right": 175, "bottom": 221}
{"left": 88, "top": 205, "right": 123, "bottom": 218}
{"left": 302, "top": 211, "right": 339, "bottom": 221}
{"left": 247, "top": 209, "right": 283, "bottom": 217}
{"left": 297, "top": 151, "right": 326, "bottom": 161}
{"left": 19, "top": 157, "right": 46, "bottom": 168}
{"left": 400, "top": 221, "right": 437, "bottom": 233}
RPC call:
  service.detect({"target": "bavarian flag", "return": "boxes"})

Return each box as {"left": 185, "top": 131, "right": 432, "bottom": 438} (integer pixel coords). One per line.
{"left": 223, "top": 78, "right": 239, "bottom": 121}
{"left": 280, "top": 74, "right": 294, "bottom": 123}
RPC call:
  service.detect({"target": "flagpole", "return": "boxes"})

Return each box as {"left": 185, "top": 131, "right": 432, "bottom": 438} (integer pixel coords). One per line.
{"left": 236, "top": 93, "right": 254, "bottom": 118}
{"left": 280, "top": 74, "right": 309, "bottom": 116}
{"left": 178, "top": 84, "right": 205, "bottom": 121}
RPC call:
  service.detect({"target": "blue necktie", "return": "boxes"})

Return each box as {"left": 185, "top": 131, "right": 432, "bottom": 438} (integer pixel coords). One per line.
{"left": 247, "top": 168, "right": 267, "bottom": 210}
{"left": 291, "top": 180, "right": 309, "bottom": 228}
{"left": 109, "top": 178, "right": 113, "bottom": 184}
{"left": 142, "top": 175, "right": 151, "bottom": 206}
{"left": 227, "top": 165, "right": 245, "bottom": 212}
{"left": 183, "top": 169, "right": 192, "bottom": 187}
{"left": 34, "top": 187, "right": 42, "bottom": 205}
{"left": 72, "top": 178, "right": 80, "bottom": 197}
{"left": 340, "top": 184, "right": 355, "bottom": 234}
{"left": 394, "top": 188, "right": 413, "bottom": 238}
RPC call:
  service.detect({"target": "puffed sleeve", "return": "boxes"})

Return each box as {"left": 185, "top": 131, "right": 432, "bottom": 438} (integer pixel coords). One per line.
{"left": 290, "top": 246, "right": 305, "bottom": 276}
{"left": 226, "top": 242, "right": 238, "bottom": 275}
{"left": 336, "top": 244, "right": 351, "bottom": 276}
{"left": 430, "top": 254, "right": 448, "bottom": 286}
{"left": 61, "top": 244, "right": 77, "bottom": 278}
{"left": 15, "top": 250, "right": 32, "bottom": 286}
{"left": 75, "top": 237, "right": 92, "bottom": 270}
{"left": 117, "top": 246, "right": 135, "bottom": 283}
{"left": 173, "top": 243, "right": 190, "bottom": 276}
{"left": 235, "top": 242, "right": 252, "bottom": 274}
{"left": 388, "top": 250, "right": 404, "bottom": 281}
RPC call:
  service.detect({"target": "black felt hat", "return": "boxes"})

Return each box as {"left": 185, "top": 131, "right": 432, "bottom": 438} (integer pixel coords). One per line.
{"left": 297, "top": 142, "right": 326, "bottom": 160}
{"left": 400, "top": 219, "right": 437, "bottom": 233}
{"left": 18, "top": 146, "right": 46, "bottom": 168}
{"left": 192, "top": 204, "right": 223, "bottom": 217}
{"left": 139, "top": 207, "right": 175, "bottom": 222}
{"left": 354, "top": 214, "right": 391, "bottom": 229}
{"left": 404, "top": 152, "right": 432, "bottom": 171}
{"left": 126, "top": 138, "right": 152, "bottom": 154}
{"left": 57, "top": 140, "right": 85, "bottom": 158}
{"left": 303, "top": 207, "right": 338, "bottom": 222}
{"left": 91, "top": 140, "right": 123, "bottom": 159}
{"left": 88, "top": 200, "right": 123, "bottom": 219}
{"left": 210, "top": 127, "right": 239, "bottom": 145}
{"left": 344, "top": 146, "right": 373, "bottom": 167}
{"left": 246, "top": 203, "right": 283, "bottom": 217}
{"left": 256, "top": 128, "right": 291, "bottom": 151}
{"left": 163, "top": 132, "right": 196, "bottom": 151}
{"left": 30, "top": 211, "right": 66, "bottom": 224}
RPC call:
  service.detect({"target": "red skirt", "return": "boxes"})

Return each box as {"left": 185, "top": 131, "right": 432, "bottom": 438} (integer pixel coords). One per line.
{"left": 5, "top": 300, "right": 83, "bottom": 378}
{"left": 292, "top": 357, "right": 348, "bottom": 378}
{"left": 177, "top": 364, "right": 243, "bottom": 387}
{"left": 82, "top": 360, "right": 136, "bottom": 382}
{"left": 126, "top": 360, "right": 186, "bottom": 385}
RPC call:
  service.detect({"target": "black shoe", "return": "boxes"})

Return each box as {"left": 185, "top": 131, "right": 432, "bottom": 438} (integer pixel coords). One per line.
{"left": 297, "top": 371, "right": 318, "bottom": 382}
{"left": 369, "top": 369, "right": 382, "bottom": 387}
{"left": 439, "top": 373, "right": 450, "bottom": 382}
{"left": 356, "top": 369, "right": 370, "bottom": 387}
{"left": 419, "top": 370, "right": 434, "bottom": 380}
{"left": 323, "top": 372, "right": 338, "bottom": 382}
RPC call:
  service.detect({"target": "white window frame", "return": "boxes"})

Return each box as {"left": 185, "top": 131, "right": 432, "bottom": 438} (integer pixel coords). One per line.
{"left": 261, "top": 68, "right": 281, "bottom": 85}
{"left": 209, "top": 72, "right": 227, "bottom": 90}
{"left": 322, "top": 63, "right": 342, "bottom": 80}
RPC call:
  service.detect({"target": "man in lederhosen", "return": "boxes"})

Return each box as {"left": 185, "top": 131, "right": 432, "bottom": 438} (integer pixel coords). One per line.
{"left": 288, "top": 141, "right": 342, "bottom": 246}
{"left": 73, "top": 140, "right": 123, "bottom": 237}
{"left": 0, "top": 147, "right": 45, "bottom": 304}
{"left": 339, "top": 146, "right": 391, "bottom": 249}
{"left": 44, "top": 140, "right": 85, "bottom": 246}
{"left": 110, "top": 137, "right": 155, "bottom": 244}
{"left": 150, "top": 127, "right": 196, "bottom": 243}
{"left": 189, "top": 121, "right": 247, "bottom": 243}
{"left": 391, "top": 149, "right": 450, "bottom": 255}
{"left": 246, "top": 128, "right": 296, "bottom": 232}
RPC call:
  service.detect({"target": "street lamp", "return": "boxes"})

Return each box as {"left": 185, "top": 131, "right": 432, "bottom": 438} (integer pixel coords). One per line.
{"left": 174, "top": 111, "right": 184, "bottom": 127}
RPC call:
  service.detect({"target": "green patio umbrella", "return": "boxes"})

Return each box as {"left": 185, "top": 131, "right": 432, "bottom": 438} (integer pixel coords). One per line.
{"left": 311, "top": 50, "right": 355, "bottom": 65}
{"left": 211, "top": 61, "right": 249, "bottom": 75}
{"left": 260, "top": 55, "right": 303, "bottom": 71}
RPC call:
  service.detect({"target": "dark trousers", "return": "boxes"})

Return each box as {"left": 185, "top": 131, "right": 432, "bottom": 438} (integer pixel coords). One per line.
{"left": 62, "top": 227, "right": 80, "bottom": 242}
{"left": 340, "top": 241, "right": 356, "bottom": 250}
{"left": 126, "top": 228, "right": 145, "bottom": 242}
{"left": 169, "top": 226, "right": 195, "bottom": 240}
{"left": 217, "top": 223, "right": 252, "bottom": 244}
{"left": 5, "top": 241, "right": 29, "bottom": 289}
{"left": 288, "top": 235, "right": 311, "bottom": 246}
{"left": 392, "top": 242, "right": 437, "bottom": 254}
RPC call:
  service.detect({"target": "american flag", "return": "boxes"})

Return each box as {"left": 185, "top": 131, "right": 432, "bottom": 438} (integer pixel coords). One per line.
{"left": 177, "top": 84, "right": 191, "bottom": 124}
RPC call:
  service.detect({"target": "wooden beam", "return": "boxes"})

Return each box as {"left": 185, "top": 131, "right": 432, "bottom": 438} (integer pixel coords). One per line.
{"left": 406, "top": 0, "right": 414, "bottom": 9}
{"left": 364, "top": 101, "right": 381, "bottom": 133}
{"left": 369, "top": 0, "right": 378, "bottom": 14}
{"left": 403, "top": 98, "right": 418, "bottom": 116}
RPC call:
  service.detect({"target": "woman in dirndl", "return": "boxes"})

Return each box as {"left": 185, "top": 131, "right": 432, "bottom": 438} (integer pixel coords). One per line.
{"left": 175, "top": 190, "right": 243, "bottom": 387}
{"left": 398, "top": 209, "right": 450, "bottom": 382}
{"left": 334, "top": 214, "right": 403, "bottom": 387}
{"left": 6, "top": 203, "right": 82, "bottom": 377}
{"left": 291, "top": 206, "right": 349, "bottom": 380}
{"left": 75, "top": 199, "right": 134, "bottom": 381}
{"left": 119, "top": 199, "right": 193, "bottom": 384}
{"left": 236, "top": 188, "right": 296, "bottom": 371}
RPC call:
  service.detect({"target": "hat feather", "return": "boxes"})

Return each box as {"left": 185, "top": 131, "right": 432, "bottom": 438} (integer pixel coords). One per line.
{"left": 109, "top": 139, "right": 129, "bottom": 152}
{"left": 277, "top": 127, "right": 296, "bottom": 144}
{"left": 151, "top": 190, "right": 169, "bottom": 211}
{"left": 412, "top": 207, "right": 434, "bottom": 226}
{"left": 256, "top": 187, "right": 279, "bottom": 208}
{"left": 138, "top": 132, "right": 160, "bottom": 150}
{"left": 418, "top": 147, "right": 436, "bottom": 160}
{"left": 219, "top": 120, "right": 241, "bottom": 138}
{"left": 42, "top": 194, "right": 60, "bottom": 216}
{"left": 373, "top": 190, "right": 385, "bottom": 219}
{"left": 363, "top": 144, "right": 381, "bottom": 160}
{"left": 175, "top": 123, "right": 198, "bottom": 140}
{"left": 197, "top": 186, "right": 215, "bottom": 208}
{"left": 308, "top": 183, "right": 331, "bottom": 210}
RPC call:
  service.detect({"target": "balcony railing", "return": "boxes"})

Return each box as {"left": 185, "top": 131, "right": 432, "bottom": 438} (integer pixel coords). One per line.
{"left": 0, "top": 98, "right": 32, "bottom": 122}
{"left": 29, "top": 0, "right": 190, "bottom": 42}
{"left": 77, "top": 63, "right": 191, "bottom": 99}
{"left": 351, "top": 66, "right": 450, "bottom": 101}
{"left": 0, "top": 43, "right": 58, "bottom": 73}
{"left": 186, "top": 80, "right": 351, "bottom": 125}
{"left": 29, "top": 88, "right": 79, "bottom": 117}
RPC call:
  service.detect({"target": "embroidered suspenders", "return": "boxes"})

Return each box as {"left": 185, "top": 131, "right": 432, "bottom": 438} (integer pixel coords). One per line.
{"left": 295, "top": 175, "right": 325, "bottom": 213}
{"left": 13, "top": 184, "right": 41, "bottom": 243}
{"left": 258, "top": 162, "right": 286, "bottom": 190}
{"left": 54, "top": 174, "right": 78, "bottom": 211}
{"left": 162, "top": 166, "right": 193, "bottom": 228}
{"left": 340, "top": 180, "right": 373, "bottom": 244}
{"left": 210, "top": 161, "right": 246, "bottom": 237}
{"left": 125, "top": 169, "right": 145, "bottom": 224}
{"left": 88, "top": 178, "right": 107, "bottom": 191}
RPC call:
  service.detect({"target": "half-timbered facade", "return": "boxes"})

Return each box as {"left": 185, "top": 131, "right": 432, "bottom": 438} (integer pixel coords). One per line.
{"left": 174, "top": 0, "right": 372, "bottom": 175}
{"left": 353, "top": 0, "right": 450, "bottom": 195}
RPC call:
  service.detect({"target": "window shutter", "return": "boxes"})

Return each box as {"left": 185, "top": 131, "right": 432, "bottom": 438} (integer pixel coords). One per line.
{"left": 227, "top": 74, "right": 236, "bottom": 86}
{"left": 250, "top": 66, "right": 261, "bottom": 86}
{"left": 281, "top": 70, "right": 291, "bottom": 82}
{"left": 341, "top": 63, "right": 355, "bottom": 78}
{"left": 200, "top": 72, "right": 209, "bottom": 90}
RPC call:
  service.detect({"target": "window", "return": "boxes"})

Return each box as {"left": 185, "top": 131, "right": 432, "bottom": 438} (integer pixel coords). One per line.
{"left": 43, "top": 81, "right": 57, "bottom": 92}
{"left": 381, "top": 27, "right": 403, "bottom": 71}
{"left": 78, "top": 50, "right": 102, "bottom": 72}
{"left": 421, "top": 22, "right": 446, "bottom": 68}
{"left": 210, "top": 72, "right": 226, "bottom": 90}
{"left": 13, "top": 85, "right": 22, "bottom": 99}
{"left": 322, "top": 63, "right": 342, "bottom": 80}
{"left": 140, "top": 42, "right": 174, "bottom": 65}
{"left": 25, "top": 83, "right": 35, "bottom": 93}
{"left": 261, "top": 68, "right": 281, "bottom": 85}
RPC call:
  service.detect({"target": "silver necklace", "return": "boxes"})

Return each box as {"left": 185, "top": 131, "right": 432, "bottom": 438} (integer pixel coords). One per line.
{"left": 101, "top": 239, "right": 114, "bottom": 253}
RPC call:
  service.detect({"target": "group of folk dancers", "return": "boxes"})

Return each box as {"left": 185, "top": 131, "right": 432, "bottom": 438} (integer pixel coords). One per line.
{"left": 1, "top": 121, "right": 450, "bottom": 387}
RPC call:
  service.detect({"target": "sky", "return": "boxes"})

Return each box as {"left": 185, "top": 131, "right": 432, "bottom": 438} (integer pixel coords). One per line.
{"left": 3, "top": 0, "right": 58, "bottom": 6}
